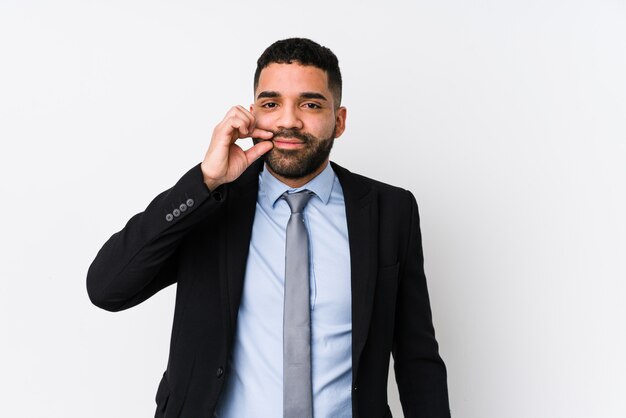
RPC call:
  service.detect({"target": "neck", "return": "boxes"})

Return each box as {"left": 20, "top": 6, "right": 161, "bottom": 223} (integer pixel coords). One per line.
{"left": 265, "top": 160, "right": 329, "bottom": 188}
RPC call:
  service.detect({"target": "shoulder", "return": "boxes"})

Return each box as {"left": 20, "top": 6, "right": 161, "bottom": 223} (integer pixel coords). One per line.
{"left": 330, "top": 161, "right": 416, "bottom": 205}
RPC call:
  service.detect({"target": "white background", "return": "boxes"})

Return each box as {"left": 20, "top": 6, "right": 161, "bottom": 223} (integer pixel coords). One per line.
{"left": 1, "top": 0, "right": 625, "bottom": 417}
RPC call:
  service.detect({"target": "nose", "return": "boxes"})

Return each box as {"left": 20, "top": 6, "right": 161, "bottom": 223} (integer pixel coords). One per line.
{"left": 276, "top": 105, "right": 303, "bottom": 130}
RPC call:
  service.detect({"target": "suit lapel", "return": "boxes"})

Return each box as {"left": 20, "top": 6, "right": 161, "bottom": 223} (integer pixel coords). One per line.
{"left": 222, "top": 160, "right": 263, "bottom": 333}
{"left": 331, "top": 162, "right": 379, "bottom": 383}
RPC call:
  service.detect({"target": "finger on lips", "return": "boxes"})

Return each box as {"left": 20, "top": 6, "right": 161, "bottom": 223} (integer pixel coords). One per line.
{"left": 251, "top": 128, "right": 273, "bottom": 139}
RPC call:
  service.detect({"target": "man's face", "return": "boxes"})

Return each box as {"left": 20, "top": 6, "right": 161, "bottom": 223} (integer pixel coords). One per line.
{"left": 252, "top": 63, "right": 346, "bottom": 180}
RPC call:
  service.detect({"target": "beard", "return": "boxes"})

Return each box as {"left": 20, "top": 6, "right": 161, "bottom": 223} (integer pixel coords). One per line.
{"left": 254, "top": 127, "right": 335, "bottom": 179}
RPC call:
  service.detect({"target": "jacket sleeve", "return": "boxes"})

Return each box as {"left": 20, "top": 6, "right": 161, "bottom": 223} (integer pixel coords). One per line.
{"left": 86, "top": 164, "right": 226, "bottom": 312}
{"left": 393, "top": 191, "right": 451, "bottom": 417}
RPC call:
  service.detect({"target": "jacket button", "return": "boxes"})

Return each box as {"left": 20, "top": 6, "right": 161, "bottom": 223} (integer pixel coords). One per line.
{"left": 179, "top": 203, "right": 187, "bottom": 212}
{"left": 165, "top": 213, "right": 174, "bottom": 222}
{"left": 186, "top": 198, "right": 194, "bottom": 207}
{"left": 172, "top": 209, "right": 181, "bottom": 217}
{"left": 216, "top": 367, "right": 224, "bottom": 378}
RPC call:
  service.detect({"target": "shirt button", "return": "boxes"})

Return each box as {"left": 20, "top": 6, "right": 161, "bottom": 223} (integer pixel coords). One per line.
{"left": 186, "top": 198, "right": 194, "bottom": 207}
{"left": 172, "top": 209, "right": 181, "bottom": 217}
{"left": 216, "top": 367, "right": 224, "bottom": 378}
{"left": 179, "top": 203, "right": 187, "bottom": 212}
{"left": 165, "top": 213, "right": 174, "bottom": 222}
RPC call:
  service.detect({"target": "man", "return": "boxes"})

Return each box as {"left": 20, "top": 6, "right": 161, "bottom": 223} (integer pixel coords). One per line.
{"left": 87, "top": 38, "right": 450, "bottom": 417}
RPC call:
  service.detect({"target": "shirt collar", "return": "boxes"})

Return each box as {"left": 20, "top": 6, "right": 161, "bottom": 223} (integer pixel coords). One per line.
{"left": 260, "top": 162, "right": 335, "bottom": 207}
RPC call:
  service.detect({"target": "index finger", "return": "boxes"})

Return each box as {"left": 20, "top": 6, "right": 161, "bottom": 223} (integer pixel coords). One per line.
{"left": 250, "top": 128, "right": 273, "bottom": 140}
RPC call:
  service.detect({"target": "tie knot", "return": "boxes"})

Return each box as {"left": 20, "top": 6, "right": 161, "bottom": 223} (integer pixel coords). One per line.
{"left": 282, "top": 190, "right": 313, "bottom": 214}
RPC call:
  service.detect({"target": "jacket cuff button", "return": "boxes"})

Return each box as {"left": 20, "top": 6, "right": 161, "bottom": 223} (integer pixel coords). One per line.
{"left": 165, "top": 213, "right": 174, "bottom": 222}
{"left": 186, "top": 198, "right": 195, "bottom": 207}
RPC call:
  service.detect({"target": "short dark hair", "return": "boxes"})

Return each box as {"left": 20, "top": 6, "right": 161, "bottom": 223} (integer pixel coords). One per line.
{"left": 254, "top": 38, "right": 342, "bottom": 107}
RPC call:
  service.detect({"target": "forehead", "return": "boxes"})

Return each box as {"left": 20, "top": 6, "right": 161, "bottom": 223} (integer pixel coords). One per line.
{"left": 255, "top": 63, "right": 330, "bottom": 97}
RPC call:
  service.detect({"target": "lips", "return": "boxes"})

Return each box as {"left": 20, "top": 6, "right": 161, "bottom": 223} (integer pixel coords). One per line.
{"left": 274, "top": 137, "right": 304, "bottom": 144}
{"left": 272, "top": 135, "right": 306, "bottom": 149}
{"left": 273, "top": 138, "right": 306, "bottom": 149}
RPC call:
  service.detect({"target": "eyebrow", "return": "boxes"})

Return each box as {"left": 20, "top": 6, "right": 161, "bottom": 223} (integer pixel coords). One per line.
{"left": 257, "top": 91, "right": 280, "bottom": 99}
{"left": 256, "top": 91, "right": 328, "bottom": 101}
{"left": 300, "top": 92, "right": 328, "bottom": 101}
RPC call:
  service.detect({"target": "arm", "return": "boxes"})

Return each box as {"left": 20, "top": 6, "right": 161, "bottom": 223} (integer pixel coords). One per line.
{"left": 393, "top": 191, "right": 451, "bottom": 417}
{"left": 86, "top": 164, "right": 221, "bottom": 312}
{"left": 86, "top": 106, "right": 274, "bottom": 312}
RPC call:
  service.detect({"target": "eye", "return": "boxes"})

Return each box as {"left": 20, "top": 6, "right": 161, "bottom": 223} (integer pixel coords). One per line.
{"left": 261, "top": 102, "right": 278, "bottom": 109}
{"left": 303, "top": 102, "right": 321, "bottom": 109}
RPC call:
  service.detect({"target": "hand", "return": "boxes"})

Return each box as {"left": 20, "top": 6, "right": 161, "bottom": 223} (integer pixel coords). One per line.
{"left": 201, "top": 106, "right": 273, "bottom": 190}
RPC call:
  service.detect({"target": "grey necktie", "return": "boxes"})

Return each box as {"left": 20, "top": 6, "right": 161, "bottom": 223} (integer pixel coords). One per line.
{"left": 282, "top": 190, "right": 314, "bottom": 418}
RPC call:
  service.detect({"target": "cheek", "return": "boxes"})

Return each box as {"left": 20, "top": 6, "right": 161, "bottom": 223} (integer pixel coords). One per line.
{"left": 313, "top": 119, "right": 337, "bottom": 138}
{"left": 300, "top": 115, "right": 326, "bottom": 131}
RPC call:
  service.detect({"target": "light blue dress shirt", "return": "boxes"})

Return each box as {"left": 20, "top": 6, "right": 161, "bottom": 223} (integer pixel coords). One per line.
{"left": 215, "top": 163, "right": 352, "bottom": 417}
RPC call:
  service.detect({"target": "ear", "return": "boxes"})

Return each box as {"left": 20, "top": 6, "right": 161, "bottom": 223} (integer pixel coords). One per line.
{"left": 334, "top": 106, "right": 347, "bottom": 138}
{"left": 250, "top": 104, "right": 255, "bottom": 114}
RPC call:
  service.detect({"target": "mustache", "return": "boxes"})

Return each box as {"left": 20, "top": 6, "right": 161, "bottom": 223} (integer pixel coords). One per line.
{"left": 270, "top": 128, "right": 314, "bottom": 143}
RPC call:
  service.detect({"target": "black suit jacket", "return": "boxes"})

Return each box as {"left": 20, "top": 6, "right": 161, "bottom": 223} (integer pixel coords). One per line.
{"left": 87, "top": 160, "right": 450, "bottom": 417}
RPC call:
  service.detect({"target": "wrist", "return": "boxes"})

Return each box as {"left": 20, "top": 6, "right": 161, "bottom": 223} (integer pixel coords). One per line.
{"left": 203, "top": 177, "right": 222, "bottom": 192}
{"left": 200, "top": 161, "right": 223, "bottom": 191}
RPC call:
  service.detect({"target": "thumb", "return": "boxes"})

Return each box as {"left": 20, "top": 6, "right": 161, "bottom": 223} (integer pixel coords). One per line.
{"left": 245, "top": 140, "right": 273, "bottom": 165}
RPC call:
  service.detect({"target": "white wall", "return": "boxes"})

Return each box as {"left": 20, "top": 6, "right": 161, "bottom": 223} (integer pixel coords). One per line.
{"left": 1, "top": 1, "right": 624, "bottom": 417}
